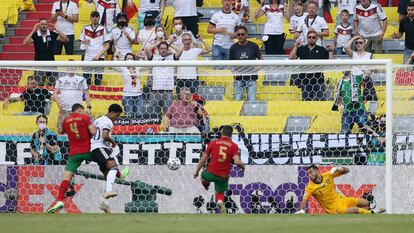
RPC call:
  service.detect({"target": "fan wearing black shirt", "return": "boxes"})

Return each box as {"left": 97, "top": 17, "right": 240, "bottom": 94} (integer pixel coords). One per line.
{"left": 229, "top": 26, "right": 263, "bottom": 101}
{"left": 3, "top": 76, "right": 52, "bottom": 115}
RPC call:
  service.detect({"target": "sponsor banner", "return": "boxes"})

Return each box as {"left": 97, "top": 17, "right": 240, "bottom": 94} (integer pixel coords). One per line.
{"left": 0, "top": 134, "right": 413, "bottom": 165}
{"left": 0, "top": 165, "right": 413, "bottom": 214}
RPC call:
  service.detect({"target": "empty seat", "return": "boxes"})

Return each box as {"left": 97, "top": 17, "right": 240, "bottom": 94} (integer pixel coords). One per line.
{"left": 204, "top": 101, "right": 243, "bottom": 116}
{"left": 198, "top": 86, "right": 225, "bottom": 100}
{"left": 241, "top": 101, "right": 267, "bottom": 116}
{"left": 285, "top": 116, "right": 311, "bottom": 133}
{"left": 394, "top": 116, "right": 414, "bottom": 133}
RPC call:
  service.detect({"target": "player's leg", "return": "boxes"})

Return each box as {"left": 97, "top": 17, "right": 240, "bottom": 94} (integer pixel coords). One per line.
{"left": 344, "top": 197, "right": 373, "bottom": 214}
{"left": 104, "top": 158, "right": 119, "bottom": 199}
{"left": 214, "top": 178, "right": 229, "bottom": 214}
{"left": 200, "top": 170, "right": 212, "bottom": 190}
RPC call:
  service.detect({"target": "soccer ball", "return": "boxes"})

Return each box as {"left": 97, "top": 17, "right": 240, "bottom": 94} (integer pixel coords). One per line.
{"left": 167, "top": 157, "right": 181, "bottom": 170}
{"left": 4, "top": 188, "right": 18, "bottom": 200}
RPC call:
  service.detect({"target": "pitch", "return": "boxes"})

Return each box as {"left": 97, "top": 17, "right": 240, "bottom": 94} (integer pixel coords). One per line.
{"left": 2, "top": 214, "right": 414, "bottom": 233}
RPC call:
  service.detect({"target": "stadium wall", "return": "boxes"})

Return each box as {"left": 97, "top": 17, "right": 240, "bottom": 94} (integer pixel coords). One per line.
{"left": 2, "top": 165, "right": 413, "bottom": 214}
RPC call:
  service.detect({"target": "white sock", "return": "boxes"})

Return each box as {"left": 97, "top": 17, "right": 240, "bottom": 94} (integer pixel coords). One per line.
{"left": 103, "top": 199, "right": 110, "bottom": 206}
{"left": 106, "top": 169, "right": 117, "bottom": 193}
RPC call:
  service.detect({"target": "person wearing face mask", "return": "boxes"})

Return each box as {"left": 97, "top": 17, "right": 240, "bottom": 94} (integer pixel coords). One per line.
{"left": 109, "top": 12, "right": 136, "bottom": 60}
{"left": 169, "top": 17, "right": 197, "bottom": 49}
{"left": 147, "top": 26, "right": 167, "bottom": 55}
{"left": 113, "top": 52, "right": 143, "bottom": 116}
{"left": 138, "top": 0, "right": 166, "bottom": 31}
{"left": 30, "top": 115, "right": 61, "bottom": 165}
{"left": 3, "top": 76, "right": 52, "bottom": 115}
{"left": 136, "top": 14, "right": 157, "bottom": 59}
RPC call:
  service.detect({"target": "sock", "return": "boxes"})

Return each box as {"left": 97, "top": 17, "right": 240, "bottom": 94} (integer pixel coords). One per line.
{"left": 103, "top": 198, "right": 110, "bottom": 206}
{"left": 116, "top": 171, "right": 121, "bottom": 178}
{"left": 57, "top": 180, "right": 70, "bottom": 201}
{"left": 358, "top": 208, "right": 373, "bottom": 214}
{"left": 106, "top": 169, "right": 117, "bottom": 192}
{"left": 215, "top": 192, "right": 224, "bottom": 203}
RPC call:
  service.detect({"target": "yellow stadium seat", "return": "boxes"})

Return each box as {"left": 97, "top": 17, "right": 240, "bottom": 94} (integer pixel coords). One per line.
{"left": 267, "top": 101, "right": 334, "bottom": 116}
{"left": 383, "top": 7, "right": 399, "bottom": 25}
{"left": 374, "top": 53, "right": 404, "bottom": 64}
{"left": 55, "top": 55, "right": 82, "bottom": 61}
{"left": 90, "top": 99, "right": 123, "bottom": 118}
{"left": 203, "top": 0, "right": 222, "bottom": 7}
{"left": 210, "top": 115, "right": 287, "bottom": 133}
{"left": 0, "top": 101, "right": 25, "bottom": 115}
{"left": 0, "top": 115, "right": 58, "bottom": 135}
{"left": 204, "top": 101, "right": 243, "bottom": 116}
{"left": 307, "top": 113, "right": 341, "bottom": 133}
{"left": 162, "top": 6, "right": 174, "bottom": 30}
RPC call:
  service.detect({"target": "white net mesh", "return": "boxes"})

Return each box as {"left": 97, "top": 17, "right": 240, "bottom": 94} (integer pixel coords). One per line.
{"left": 0, "top": 60, "right": 410, "bottom": 214}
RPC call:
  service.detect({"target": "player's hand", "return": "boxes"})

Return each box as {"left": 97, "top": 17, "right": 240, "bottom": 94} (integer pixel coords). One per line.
{"left": 33, "top": 23, "right": 40, "bottom": 30}
{"left": 193, "top": 172, "right": 199, "bottom": 179}
{"left": 294, "top": 209, "right": 305, "bottom": 214}
{"left": 39, "top": 135, "right": 46, "bottom": 144}
{"left": 329, "top": 167, "right": 338, "bottom": 175}
{"left": 379, "top": 32, "right": 385, "bottom": 40}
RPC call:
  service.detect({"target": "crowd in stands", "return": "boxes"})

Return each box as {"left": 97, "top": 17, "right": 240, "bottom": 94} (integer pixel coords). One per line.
{"left": 0, "top": 0, "right": 412, "bottom": 164}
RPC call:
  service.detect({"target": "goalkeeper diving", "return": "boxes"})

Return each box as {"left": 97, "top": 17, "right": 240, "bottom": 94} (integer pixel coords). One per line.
{"left": 296, "top": 164, "right": 385, "bottom": 214}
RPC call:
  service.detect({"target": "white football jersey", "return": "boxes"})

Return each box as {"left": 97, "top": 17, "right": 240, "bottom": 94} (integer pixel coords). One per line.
{"left": 90, "top": 115, "right": 113, "bottom": 151}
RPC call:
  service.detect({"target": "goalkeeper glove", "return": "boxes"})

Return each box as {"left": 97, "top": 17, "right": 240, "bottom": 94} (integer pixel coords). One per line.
{"left": 329, "top": 167, "right": 339, "bottom": 175}
{"left": 294, "top": 209, "right": 305, "bottom": 214}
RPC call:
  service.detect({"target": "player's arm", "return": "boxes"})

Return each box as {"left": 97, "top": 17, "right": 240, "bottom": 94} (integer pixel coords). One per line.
{"left": 102, "top": 129, "right": 116, "bottom": 147}
{"left": 329, "top": 166, "right": 349, "bottom": 177}
{"left": 193, "top": 151, "right": 209, "bottom": 179}
{"left": 88, "top": 124, "right": 97, "bottom": 136}
{"left": 233, "top": 155, "right": 245, "bottom": 172}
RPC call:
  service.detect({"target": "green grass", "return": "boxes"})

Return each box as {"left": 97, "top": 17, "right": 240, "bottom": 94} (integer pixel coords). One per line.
{"left": 2, "top": 214, "right": 414, "bottom": 233}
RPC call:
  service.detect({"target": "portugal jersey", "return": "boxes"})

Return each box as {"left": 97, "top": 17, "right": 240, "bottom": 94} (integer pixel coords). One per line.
{"left": 303, "top": 172, "right": 342, "bottom": 213}
{"left": 90, "top": 115, "right": 113, "bottom": 151}
{"left": 62, "top": 113, "right": 93, "bottom": 156}
{"left": 206, "top": 136, "right": 239, "bottom": 178}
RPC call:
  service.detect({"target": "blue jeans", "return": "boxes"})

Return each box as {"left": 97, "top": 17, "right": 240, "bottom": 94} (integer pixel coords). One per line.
{"left": 403, "top": 48, "right": 414, "bottom": 64}
{"left": 341, "top": 109, "right": 368, "bottom": 134}
{"left": 122, "top": 95, "right": 144, "bottom": 116}
{"left": 212, "top": 44, "right": 230, "bottom": 60}
{"left": 234, "top": 80, "right": 257, "bottom": 101}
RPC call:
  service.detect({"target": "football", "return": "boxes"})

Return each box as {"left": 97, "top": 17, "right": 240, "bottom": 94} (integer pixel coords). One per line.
{"left": 4, "top": 188, "right": 18, "bottom": 200}
{"left": 167, "top": 157, "right": 181, "bottom": 171}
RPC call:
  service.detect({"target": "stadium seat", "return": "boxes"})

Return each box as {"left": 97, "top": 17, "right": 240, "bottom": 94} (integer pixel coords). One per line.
{"left": 383, "top": 7, "right": 399, "bottom": 25}
{"left": 0, "top": 101, "right": 24, "bottom": 115}
{"left": 197, "top": 85, "right": 226, "bottom": 100}
{"left": 91, "top": 99, "right": 123, "bottom": 118}
{"left": 209, "top": 115, "right": 287, "bottom": 133}
{"left": 374, "top": 53, "right": 404, "bottom": 65}
{"left": 55, "top": 55, "right": 82, "bottom": 61}
{"left": 307, "top": 113, "right": 341, "bottom": 133}
{"left": 0, "top": 114, "right": 58, "bottom": 135}
{"left": 204, "top": 101, "right": 243, "bottom": 116}
{"left": 394, "top": 116, "right": 414, "bottom": 133}
{"left": 285, "top": 116, "right": 312, "bottom": 133}
{"left": 240, "top": 101, "right": 267, "bottom": 116}
{"left": 267, "top": 101, "right": 334, "bottom": 116}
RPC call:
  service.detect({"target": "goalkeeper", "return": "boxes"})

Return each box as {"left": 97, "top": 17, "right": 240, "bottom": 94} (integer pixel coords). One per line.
{"left": 296, "top": 164, "right": 385, "bottom": 214}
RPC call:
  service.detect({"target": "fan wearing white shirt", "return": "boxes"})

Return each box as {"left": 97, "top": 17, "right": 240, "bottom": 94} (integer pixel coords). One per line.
{"left": 138, "top": 0, "right": 166, "bottom": 30}
{"left": 289, "top": 1, "right": 308, "bottom": 35}
{"left": 51, "top": 0, "right": 78, "bottom": 55}
{"left": 254, "top": 0, "right": 290, "bottom": 54}
{"left": 114, "top": 53, "right": 143, "bottom": 116}
{"left": 169, "top": 17, "right": 197, "bottom": 49}
{"left": 176, "top": 33, "right": 211, "bottom": 94}
{"left": 85, "top": 0, "right": 121, "bottom": 32}
{"left": 336, "top": 0, "right": 357, "bottom": 25}
{"left": 173, "top": 0, "right": 199, "bottom": 36}
{"left": 295, "top": 1, "right": 329, "bottom": 47}
{"left": 109, "top": 12, "right": 136, "bottom": 60}
{"left": 136, "top": 14, "right": 156, "bottom": 59}
{"left": 334, "top": 9, "right": 354, "bottom": 55}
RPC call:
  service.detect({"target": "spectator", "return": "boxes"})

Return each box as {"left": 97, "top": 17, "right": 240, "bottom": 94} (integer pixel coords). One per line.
{"left": 114, "top": 52, "right": 143, "bottom": 116}
{"left": 86, "top": 0, "right": 121, "bottom": 32}
{"left": 30, "top": 115, "right": 62, "bottom": 165}
{"left": 333, "top": 71, "right": 368, "bottom": 134}
{"left": 53, "top": 65, "right": 91, "bottom": 130}
{"left": 177, "top": 33, "right": 211, "bottom": 94}
{"left": 232, "top": 0, "right": 251, "bottom": 22}
{"left": 148, "top": 26, "right": 167, "bottom": 49}
{"left": 336, "top": 0, "right": 356, "bottom": 25}
{"left": 398, "top": 0, "right": 414, "bottom": 21}
{"left": 3, "top": 76, "right": 52, "bottom": 115}
{"left": 289, "top": 30, "right": 333, "bottom": 101}
{"left": 344, "top": 36, "right": 378, "bottom": 114}
{"left": 393, "top": 2, "right": 414, "bottom": 65}
{"left": 289, "top": 1, "right": 308, "bottom": 35}
{"left": 173, "top": 0, "right": 199, "bottom": 36}
{"left": 80, "top": 11, "right": 110, "bottom": 86}
{"left": 296, "top": 1, "right": 329, "bottom": 46}
{"left": 192, "top": 93, "right": 210, "bottom": 135}
{"left": 136, "top": 14, "right": 156, "bottom": 59}
{"left": 145, "top": 41, "right": 183, "bottom": 114}
{"left": 208, "top": 0, "right": 242, "bottom": 60}
{"left": 51, "top": 0, "right": 79, "bottom": 55}
{"left": 365, "top": 114, "right": 386, "bottom": 165}
{"left": 23, "top": 18, "right": 68, "bottom": 86}
{"left": 138, "top": 0, "right": 166, "bottom": 31}
{"left": 333, "top": 9, "right": 353, "bottom": 55}
{"left": 109, "top": 12, "right": 136, "bottom": 60}
{"left": 169, "top": 17, "right": 197, "bottom": 49}
{"left": 353, "top": 0, "right": 387, "bottom": 54}
{"left": 164, "top": 87, "right": 203, "bottom": 134}
{"left": 229, "top": 26, "right": 262, "bottom": 101}
{"left": 254, "top": 0, "right": 289, "bottom": 55}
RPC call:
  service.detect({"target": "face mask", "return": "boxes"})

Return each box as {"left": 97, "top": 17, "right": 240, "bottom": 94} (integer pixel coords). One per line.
{"left": 118, "top": 21, "right": 127, "bottom": 27}
{"left": 38, "top": 123, "right": 47, "bottom": 130}
{"left": 156, "top": 31, "right": 164, "bottom": 38}
{"left": 174, "top": 24, "right": 183, "bottom": 31}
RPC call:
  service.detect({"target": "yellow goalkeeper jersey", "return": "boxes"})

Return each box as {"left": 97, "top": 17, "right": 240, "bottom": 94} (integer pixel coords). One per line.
{"left": 303, "top": 172, "right": 342, "bottom": 213}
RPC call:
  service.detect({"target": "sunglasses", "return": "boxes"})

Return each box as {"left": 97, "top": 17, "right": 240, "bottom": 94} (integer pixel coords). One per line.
{"left": 308, "top": 36, "right": 316, "bottom": 39}
{"left": 355, "top": 41, "right": 364, "bottom": 45}
{"left": 237, "top": 33, "right": 246, "bottom": 36}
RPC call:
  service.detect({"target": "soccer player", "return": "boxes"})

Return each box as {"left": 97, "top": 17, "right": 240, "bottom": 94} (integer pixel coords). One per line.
{"left": 90, "top": 103, "right": 128, "bottom": 213}
{"left": 47, "top": 104, "right": 96, "bottom": 213}
{"left": 296, "top": 164, "right": 385, "bottom": 214}
{"left": 193, "top": 125, "right": 245, "bottom": 213}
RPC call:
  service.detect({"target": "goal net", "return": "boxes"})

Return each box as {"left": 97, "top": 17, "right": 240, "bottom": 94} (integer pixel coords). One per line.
{"left": 0, "top": 59, "right": 410, "bottom": 214}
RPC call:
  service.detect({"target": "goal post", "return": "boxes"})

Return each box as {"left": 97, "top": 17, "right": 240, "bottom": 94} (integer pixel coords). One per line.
{"left": 1, "top": 59, "right": 409, "bottom": 214}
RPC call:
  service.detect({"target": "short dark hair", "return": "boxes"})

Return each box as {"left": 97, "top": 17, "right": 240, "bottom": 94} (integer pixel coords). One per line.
{"left": 306, "top": 164, "right": 319, "bottom": 171}
{"left": 221, "top": 125, "right": 233, "bottom": 137}
{"left": 72, "top": 103, "right": 84, "bottom": 112}
{"left": 294, "top": 1, "right": 303, "bottom": 6}
{"left": 307, "top": 30, "right": 317, "bottom": 37}
{"left": 158, "top": 41, "right": 169, "bottom": 49}
{"left": 36, "top": 114, "right": 48, "bottom": 123}
{"left": 27, "top": 76, "right": 35, "bottom": 82}
{"left": 38, "top": 18, "right": 48, "bottom": 22}
{"left": 408, "top": 2, "right": 414, "bottom": 8}
{"left": 124, "top": 53, "right": 135, "bottom": 60}
{"left": 308, "top": 1, "right": 318, "bottom": 7}
{"left": 108, "top": 103, "right": 123, "bottom": 114}
{"left": 235, "top": 25, "right": 248, "bottom": 33}
{"left": 173, "top": 17, "right": 183, "bottom": 23}
{"left": 341, "top": 9, "right": 350, "bottom": 15}
{"left": 90, "top": 11, "right": 100, "bottom": 17}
